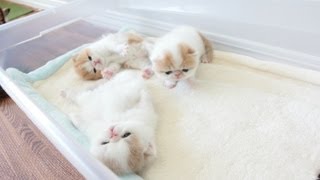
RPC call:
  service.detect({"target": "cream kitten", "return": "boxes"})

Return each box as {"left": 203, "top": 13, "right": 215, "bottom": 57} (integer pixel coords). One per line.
{"left": 68, "top": 71, "right": 157, "bottom": 175}
{"left": 149, "top": 26, "right": 214, "bottom": 88}
{"left": 72, "top": 31, "right": 153, "bottom": 80}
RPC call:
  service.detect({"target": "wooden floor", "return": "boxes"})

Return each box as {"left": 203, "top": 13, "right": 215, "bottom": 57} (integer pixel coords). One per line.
{"left": 0, "top": 96, "right": 84, "bottom": 179}
{"left": 0, "top": 20, "right": 110, "bottom": 179}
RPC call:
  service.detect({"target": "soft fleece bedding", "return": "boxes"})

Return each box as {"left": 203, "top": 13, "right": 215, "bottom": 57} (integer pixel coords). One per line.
{"left": 7, "top": 46, "right": 320, "bottom": 180}
{"left": 6, "top": 46, "right": 142, "bottom": 180}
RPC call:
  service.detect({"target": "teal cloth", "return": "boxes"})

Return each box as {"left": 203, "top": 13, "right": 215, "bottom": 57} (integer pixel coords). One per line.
{"left": 6, "top": 45, "right": 143, "bottom": 180}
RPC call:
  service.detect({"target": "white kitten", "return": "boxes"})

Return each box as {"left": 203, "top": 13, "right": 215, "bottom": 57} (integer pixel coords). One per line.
{"left": 149, "top": 26, "right": 214, "bottom": 88}
{"left": 72, "top": 31, "right": 153, "bottom": 80}
{"left": 68, "top": 71, "right": 157, "bottom": 175}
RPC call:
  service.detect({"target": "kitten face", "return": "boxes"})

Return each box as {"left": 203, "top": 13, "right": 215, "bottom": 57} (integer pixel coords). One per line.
{"left": 152, "top": 43, "right": 198, "bottom": 82}
{"left": 72, "top": 48, "right": 103, "bottom": 80}
{"left": 73, "top": 32, "right": 152, "bottom": 80}
{"left": 90, "top": 122, "right": 156, "bottom": 175}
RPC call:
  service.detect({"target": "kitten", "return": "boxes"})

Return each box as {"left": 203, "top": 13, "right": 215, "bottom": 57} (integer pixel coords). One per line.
{"left": 72, "top": 31, "right": 153, "bottom": 80}
{"left": 0, "top": 8, "right": 10, "bottom": 24}
{"left": 72, "top": 33, "right": 128, "bottom": 80}
{"left": 68, "top": 71, "right": 157, "bottom": 175}
{"left": 149, "top": 26, "right": 214, "bottom": 88}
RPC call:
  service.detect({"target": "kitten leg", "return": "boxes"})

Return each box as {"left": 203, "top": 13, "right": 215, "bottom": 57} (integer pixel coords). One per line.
{"left": 122, "top": 57, "right": 154, "bottom": 79}
{"left": 101, "top": 63, "right": 121, "bottom": 80}
{"left": 123, "top": 57, "right": 150, "bottom": 70}
{"left": 199, "top": 32, "right": 214, "bottom": 63}
{"left": 164, "top": 80, "right": 178, "bottom": 89}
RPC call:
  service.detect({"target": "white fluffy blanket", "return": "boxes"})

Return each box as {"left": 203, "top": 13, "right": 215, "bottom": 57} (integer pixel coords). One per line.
{"left": 34, "top": 51, "right": 320, "bottom": 180}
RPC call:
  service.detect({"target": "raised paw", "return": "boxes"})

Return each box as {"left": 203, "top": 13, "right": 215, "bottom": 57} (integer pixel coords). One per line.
{"left": 101, "top": 68, "right": 115, "bottom": 80}
{"left": 200, "top": 54, "right": 213, "bottom": 64}
{"left": 142, "top": 68, "right": 154, "bottom": 79}
{"left": 200, "top": 56, "right": 210, "bottom": 63}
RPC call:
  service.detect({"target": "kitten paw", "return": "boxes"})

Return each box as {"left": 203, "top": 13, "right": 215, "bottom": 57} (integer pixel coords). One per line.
{"left": 200, "top": 54, "right": 212, "bottom": 63}
{"left": 164, "top": 80, "right": 178, "bottom": 89}
{"left": 101, "top": 68, "right": 115, "bottom": 80}
{"left": 142, "top": 68, "right": 154, "bottom": 79}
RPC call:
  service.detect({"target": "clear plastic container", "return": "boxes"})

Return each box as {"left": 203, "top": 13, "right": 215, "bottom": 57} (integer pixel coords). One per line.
{"left": 0, "top": 1, "right": 120, "bottom": 179}
{"left": 0, "top": 0, "right": 319, "bottom": 179}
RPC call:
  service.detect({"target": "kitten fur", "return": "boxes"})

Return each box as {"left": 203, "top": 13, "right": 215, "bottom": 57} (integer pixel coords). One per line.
{"left": 149, "top": 26, "right": 214, "bottom": 88}
{"left": 68, "top": 71, "right": 157, "bottom": 175}
{"left": 72, "top": 31, "right": 153, "bottom": 80}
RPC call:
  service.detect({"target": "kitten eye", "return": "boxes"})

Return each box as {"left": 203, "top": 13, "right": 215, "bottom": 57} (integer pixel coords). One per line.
{"left": 182, "top": 69, "right": 189, "bottom": 72}
{"left": 93, "top": 68, "right": 97, "bottom": 73}
{"left": 101, "top": 141, "right": 109, "bottom": 145}
{"left": 88, "top": 56, "right": 92, "bottom": 61}
{"left": 122, "top": 132, "right": 131, "bottom": 138}
{"left": 165, "top": 71, "right": 172, "bottom": 75}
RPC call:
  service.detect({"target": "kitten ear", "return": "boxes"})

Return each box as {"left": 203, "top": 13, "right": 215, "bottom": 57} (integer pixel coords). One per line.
{"left": 71, "top": 52, "right": 79, "bottom": 62}
{"left": 72, "top": 48, "right": 90, "bottom": 62}
{"left": 179, "top": 43, "right": 195, "bottom": 56}
{"left": 144, "top": 141, "right": 156, "bottom": 158}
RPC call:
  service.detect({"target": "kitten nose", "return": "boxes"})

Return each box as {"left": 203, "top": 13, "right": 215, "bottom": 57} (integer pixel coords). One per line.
{"left": 92, "top": 59, "right": 101, "bottom": 66}
{"left": 111, "top": 132, "right": 118, "bottom": 138}
{"left": 175, "top": 71, "right": 182, "bottom": 78}
{"left": 109, "top": 126, "right": 118, "bottom": 138}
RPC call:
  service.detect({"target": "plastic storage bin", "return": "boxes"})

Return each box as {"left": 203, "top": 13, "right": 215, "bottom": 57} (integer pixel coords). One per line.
{"left": 0, "top": 1, "right": 120, "bottom": 179}
{"left": 0, "top": 0, "right": 319, "bottom": 179}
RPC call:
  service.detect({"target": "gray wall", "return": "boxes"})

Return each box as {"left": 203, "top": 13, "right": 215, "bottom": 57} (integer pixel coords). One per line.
{"left": 114, "top": 0, "right": 320, "bottom": 69}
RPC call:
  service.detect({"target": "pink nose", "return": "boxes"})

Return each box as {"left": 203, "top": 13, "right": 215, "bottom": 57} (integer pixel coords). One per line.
{"left": 174, "top": 71, "right": 182, "bottom": 78}
{"left": 111, "top": 132, "right": 118, "bottom": 138}
{"left": 92, "top": 59, "right": 101, "bottom": 66}
{"left": 110, "top": 126, "right": 118, "bottom": 138}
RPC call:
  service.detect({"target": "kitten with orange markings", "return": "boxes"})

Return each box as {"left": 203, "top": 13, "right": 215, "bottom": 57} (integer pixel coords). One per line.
{"left": 72, "top": 31, "right": 153, "bottom": 80}
{"left": 68, "top": 71, "right": 158, "bottom": 175}
{"left": 149, "top": 26, "right": 214, "bottom": 88}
